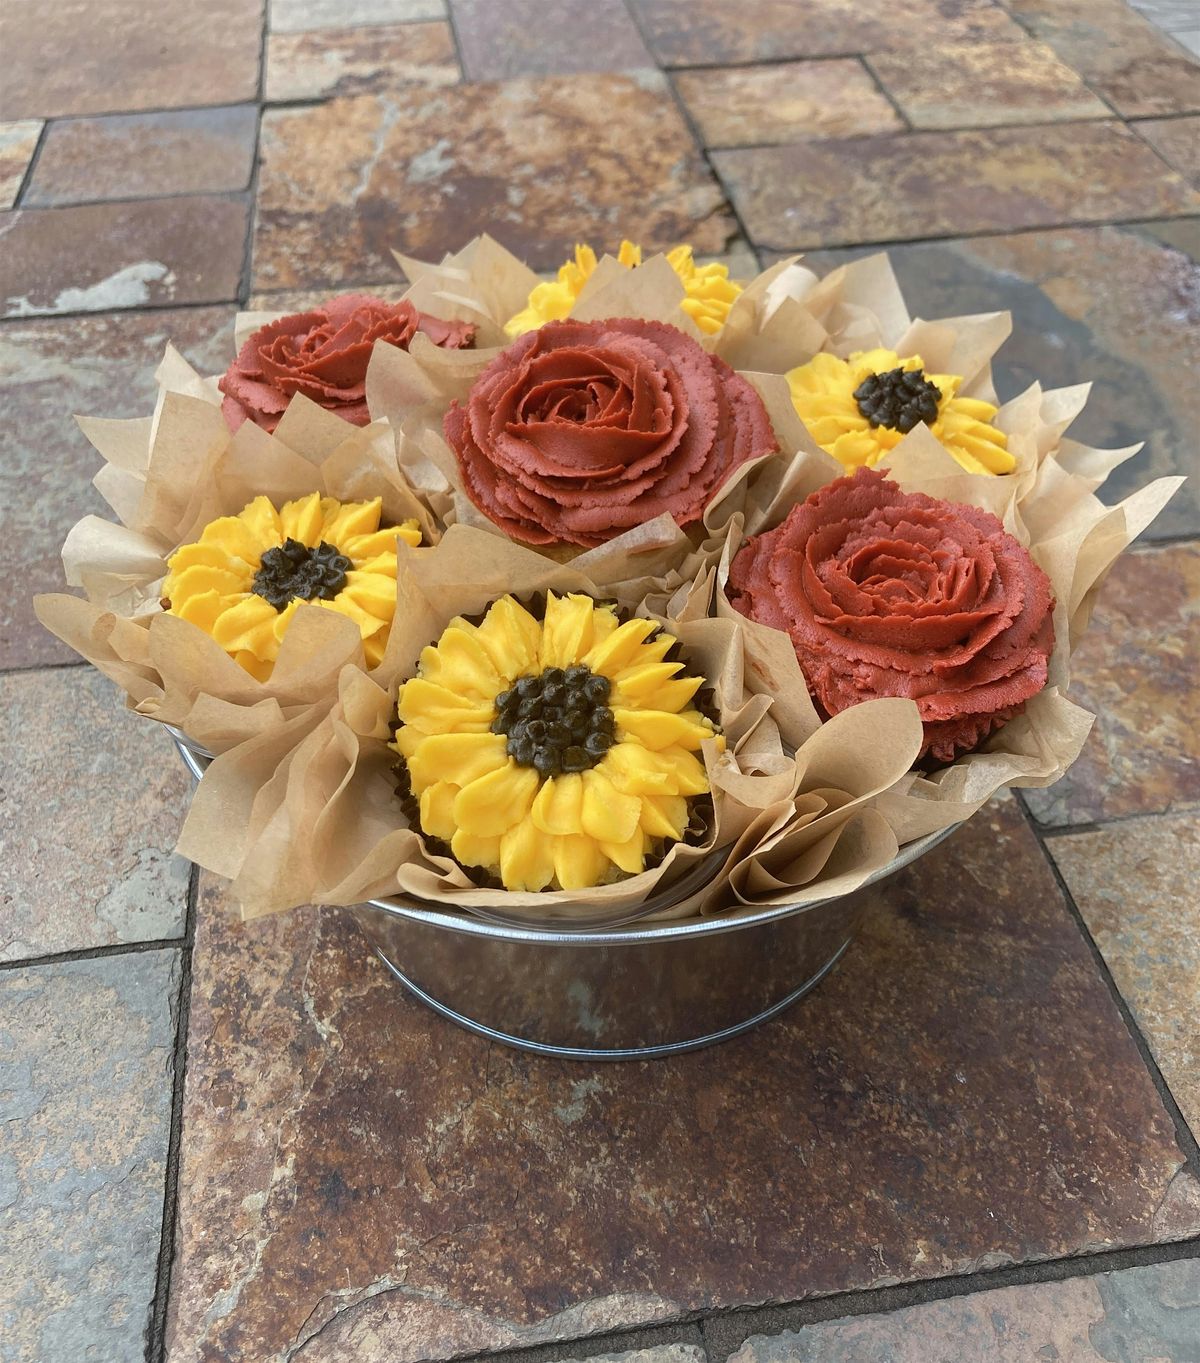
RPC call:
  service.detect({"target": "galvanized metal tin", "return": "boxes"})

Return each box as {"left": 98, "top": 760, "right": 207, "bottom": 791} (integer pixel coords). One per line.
{"left": 170, "top": 732, "right": 955, "bottom": 1060}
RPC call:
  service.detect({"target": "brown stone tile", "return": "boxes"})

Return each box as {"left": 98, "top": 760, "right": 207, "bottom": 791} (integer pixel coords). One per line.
{"left": 673, "top": 60, "right": 903, "bottom": 148}
{"left": 1136, "top": 115, "right": 1200, "bottom": 185}
{"left": 252, "top": 77, "right": 733, "bottom": 287}
{"left": 0, "top": 119, "right": 41, "bottom": 209}
{"left": 716, "top": 122, "right": 1199, "bottom": 252}
{"left": 1024, "top": 545, "right": 1199, "bottom": 826}
{"left": 723, "top": 1260, "right": 1200, "bottom": 1362}
{"left": 0, "top": 669, "right": 190, "bottom": 960}
{"left": 0, "top": 950, "right": 179, "bottom": 1361}
{"left": 450, "top": 0, "right": 654, "bottom": 80}
{"left": 869, "top": 39, "right": 1109, "bottom": 130}
{"left": 23, "top": 106, "right": 258, "bottom": 208}
{"left": 799, "top": 223, "right": 1200, "bottom": 539}
{"left": 1050, "top": 812, "right": 1200, "bottom": 1133}
{"left": 270, "top": 0, "right": 445, "bottom": 30}
{"left": 265, "top": 21, "right": 459, "bottom": 102}
{"left": 0, "top": 306, "right": 235, "bottom": 668}
{"left": 629, "top": 0, "right": 1027, "bottom": 66}
{"left": 166, "top": 796, "right": 1199, "bottom": 1362}
{"left": 0, "top": 0, "right": 262, "bottom": 120}
{"left": 1007, "top": 0, "right": 1200, "bottom": 117}
{"left": 0, "top": 195, "right": 249, "bottom": 319}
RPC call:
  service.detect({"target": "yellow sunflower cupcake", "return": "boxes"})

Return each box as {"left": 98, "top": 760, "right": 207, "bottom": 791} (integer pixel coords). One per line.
{"left": 391, "top": 592, "right": 723, "bottom": 892}
{"left": 787, "top": 347, "right": 1014, "bottom": 476}
{"left": 504, "top": 240, "right": 742, "bottom": 338}
{"left": 163, "top": 493, "right": 419, "bottom": 680}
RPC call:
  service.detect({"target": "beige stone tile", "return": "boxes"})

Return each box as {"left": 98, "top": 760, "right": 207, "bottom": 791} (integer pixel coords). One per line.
{"left": 1135, "top": 114, "right": 1200, "bottom": 184}
{"left": 266, "top": 20, "right": 459, "bottom": 101}
{"left": 0, "top": 119, "right": 42, "bottom": 209}
{"left": 674, "top": 60, "right": 903, "bottom": 148}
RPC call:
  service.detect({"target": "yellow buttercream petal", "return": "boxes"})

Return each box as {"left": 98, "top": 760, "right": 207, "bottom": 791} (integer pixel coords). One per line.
{"left": 279, "top": 492, "right": 325, "bottom": 544}
{"left": 580, "top": 768, "right": 642, "bottom": 844}
{"left": 612, "top": 662, "right": 702, "bottom": 711}
{"left": 320, "top": 497, "right": 382, "bottom": 543}
{"left": 553, "top": 834, "right": 610, "bottom": 892}
{"left": 499, "top": 818, "right": 557, "bottom": 891}
{"left": 530, "top": 773, "right": 584, "bottom": 836}
{"left": 583, "top": 616, "right": 660, "bottom": 676}
{"left": 472, "top": 596, "right": 543, "bottom": 680}
{"left": 599, "top": 827, "right": 647, "bottom": 876}
{"left": 416, "top": 624, "right": 503, "bottom": 700}
{"left": 418, "top": 781, "right": 459, "bottom": 842}
{"left": 236, "top": 495, "right": 283, "bottom": 547}
{"left": 404, "top": 732, "right": 508, "bottom": 794}
{"left": 450, "top": 829, "right": 502, "bottom": 872}
{"left": 453, "top": 760, "right": 539, "bottom": 837}
{"left": 397, "top": 678, "right": 495, "bottom": 735}
{"left": 612, "top": 708, "right": 714, "bottom": 751}
{"left": 540, "top": 592, "right": 598, "bottom": 668}
{"left": 638, "top": 793, "right": 689, "bottom": 841}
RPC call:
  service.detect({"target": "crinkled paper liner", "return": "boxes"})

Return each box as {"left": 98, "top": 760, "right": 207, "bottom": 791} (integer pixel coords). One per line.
{"left": 177, "top": 525, "right": 932, "bottom": 922}
{"left": 33, "top": 347, "right": 436, "bottom": 755}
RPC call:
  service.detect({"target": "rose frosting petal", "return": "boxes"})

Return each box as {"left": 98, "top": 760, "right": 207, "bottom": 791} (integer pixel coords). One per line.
{"left": 728, "top": 467, "right": 1055, "bottom": 762}
{"left": 220, "top": 293, "right": 476, "bottom": 434}
{"left": 444, "top": 318, "right": 777, "bottom": 548}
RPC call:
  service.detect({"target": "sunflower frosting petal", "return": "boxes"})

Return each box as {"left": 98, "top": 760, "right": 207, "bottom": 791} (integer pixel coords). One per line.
{"left": 503, "top": 239, "right": 743, "bottom": 338}
{"left": 787, "top": 348, "right": 1015, "bottom": 476}
{"left": 391, "top": 592, "right": 719, "bottom": 891}
{"left": 163, "top": 493, "right": 420, "bottom": 678}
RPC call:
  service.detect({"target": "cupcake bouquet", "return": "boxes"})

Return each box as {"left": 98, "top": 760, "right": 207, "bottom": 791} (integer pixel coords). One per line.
{"left": 38, "top": 236, "right": 1181, "bottom": 931}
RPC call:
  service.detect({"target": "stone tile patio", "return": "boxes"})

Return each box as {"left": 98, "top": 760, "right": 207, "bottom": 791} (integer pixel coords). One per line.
{"left": 2, "top": 1, "right": 1198, "bottom": 1360}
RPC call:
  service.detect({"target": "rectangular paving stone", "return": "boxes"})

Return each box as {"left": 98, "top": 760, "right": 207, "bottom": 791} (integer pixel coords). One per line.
{"left": 721, "top": 1259, "right": 1200, "bottom": 1362}
{"left": 0, "top": 0, "right": 262, "bottom": 120}
{"left": 673, "top": 60, "right": 903, "bottom": 148}
{"left": 265, "top": 20, "right": 459, "bottom": 102}
{"left": 0, "top": 669, "right": 191, "bottom": 961}
{"left": 450, "top": 0, "right": 654, "bottom": 80}
{"left": 270, "top": 0, "right": 446, "bottom": 30}
{"left": 0, "top": 949, "right": 179, "bottom": 1363}
{"left": 629, "top": 0, "right": 1026, "bottom": 65}
{"left": 868, "top": 39, "right": 1109, "bottom": 129}
{"left": 798, "top": 222, "right": 1200, "bottom": 539}
{"left": 0, "top": 306, "right": 235, "bottom": 668}
{"left": 0, "top": 195, "right": 249, "bottom": 319}
{"left": 166, "top": 796, "right": 1199, "bottom": 1362}
{"left": 1135, "top": 115, "right": 1200, "bottom": 185}
{"left": 252, "top": 76, "right": 733, "bottom": 287}
{"left": 1131, "top": 0, "right": 1200, "bottom": 30}
{"left": 0, "top": 119, "right": 41, "bottom": 209}
{"left": 714, "top": 122, "right": 1199, "bottom": 252}
{"left": 1050, "top": 812, "right": 1200, "bottom": 1134}
{"left": 1175, "top": 29, "right": 1200, "bottom": 58}
{"left": 1007, "top": 0, "right": 1200, "bottom": 117}
{"left": 23, "top": 106, "right": 258, "bottom": 207}
{"left": 1023, "top": 545, "right": 1199, "bottom": 826}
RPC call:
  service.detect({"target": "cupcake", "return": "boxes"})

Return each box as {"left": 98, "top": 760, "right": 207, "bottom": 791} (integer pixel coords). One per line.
{"left": 444, "top": 318, "right": 777, "bottom": 548}
{"left": 390, "top": 592, "right": 722, "bottom": 892}
{"left": 728, "top": 468, "right": 1054, "bottom": 761}
{"left": 787, "top": 347, "right": 1013, "bottom": 475}
{"left": 219, "top": 293, "right": 476, "bottom": 433}
{"left": 163, "top": 493, "right": 419, "bottom": 679}
{"left": 503, "top": 240, "right": 742, "bottom": 338}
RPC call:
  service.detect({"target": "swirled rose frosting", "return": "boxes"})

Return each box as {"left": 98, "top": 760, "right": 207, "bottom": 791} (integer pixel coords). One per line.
{"left": 443, "top": 318, "right": 777, "bottom": 548}
{"left": 220, "top": 294, "right": 476, "bottom": 433}
{"left": 728, "top": 468, "right": 1055, "bottom": 761}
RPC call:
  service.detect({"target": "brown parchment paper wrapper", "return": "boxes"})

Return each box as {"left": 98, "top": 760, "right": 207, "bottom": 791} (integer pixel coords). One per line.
{"left": 34, "top": 347, "right": 436, "bottom": 754}
{"left": 178, "top": 526, "right": 929, "bottom": 923}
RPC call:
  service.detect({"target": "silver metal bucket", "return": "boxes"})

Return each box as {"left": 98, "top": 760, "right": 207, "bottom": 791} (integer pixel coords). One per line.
{"left": 171, "top": 732, "right": 955, "bottom": 1060}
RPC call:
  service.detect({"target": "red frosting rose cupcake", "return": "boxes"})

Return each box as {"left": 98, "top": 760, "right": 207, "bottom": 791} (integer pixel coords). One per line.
{"left": 443, "top": 318, "right": 777, "bottom": 548}
{"left": 728, "top": 468, "right": 1055, "bottom": 761}
{"left": 220, "top": 293, "right": 476, "bottom": 433}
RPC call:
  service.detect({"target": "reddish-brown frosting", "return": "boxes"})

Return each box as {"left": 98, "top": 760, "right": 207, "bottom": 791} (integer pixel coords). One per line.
{"left": 443, "top": 318, "right": 777, "bottom": 548}
{"left": 219, "top": 294, "right": 476, "bottom": 433}
{"left": 728, "top": 467, "right": 1056, "bottom": 761}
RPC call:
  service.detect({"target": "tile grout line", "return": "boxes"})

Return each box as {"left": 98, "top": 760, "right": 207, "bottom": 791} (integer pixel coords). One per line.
{"left": 12, "top": 117, "right": 51, "bottom": 209}
{"left": 441, "top": 0, "right": 473, "bottom": 84}
{"left": 1036, "top": 801, "right": 1200, "bottom": 840}
{"left": 1014, "top": 790, "right": 1200, "bottom": 1170}
{"left": 0, "top": 935, "right": 189, "bottom": 974}
{"left": 856, "top": 53, "right": 915, "bottom": 132}
{"left": 145, "top": 861, "right": 200, "bottom": 1362}
{"left": 236, "top": 0, "right": 271, "bottom": 307}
